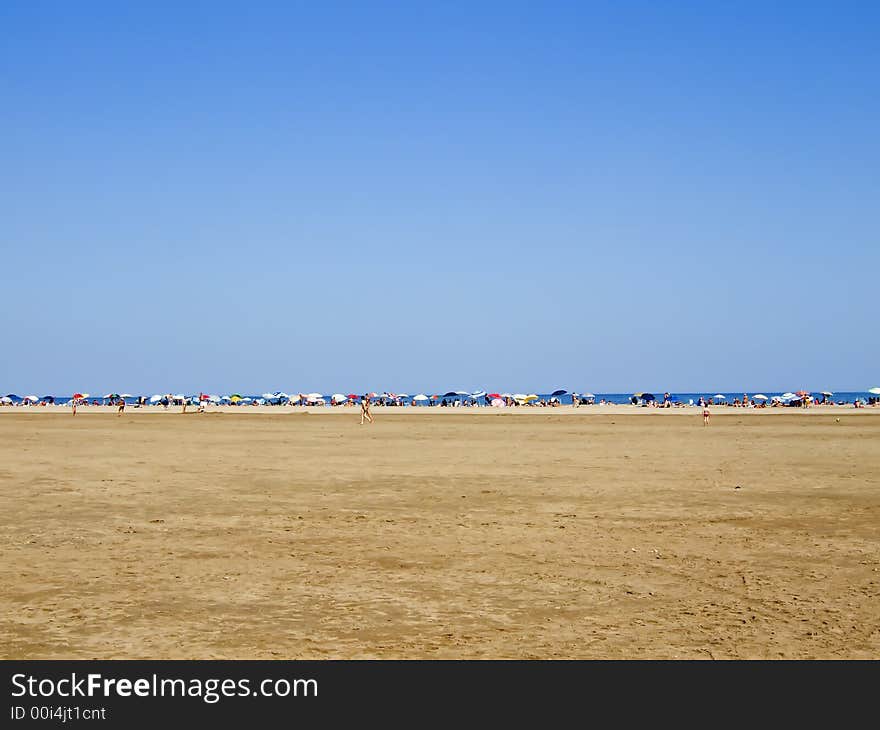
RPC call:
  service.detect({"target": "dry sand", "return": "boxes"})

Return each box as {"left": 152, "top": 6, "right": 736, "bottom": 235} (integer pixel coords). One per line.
{"left": 1, "top": 410, "right": 878, "bottom": 659}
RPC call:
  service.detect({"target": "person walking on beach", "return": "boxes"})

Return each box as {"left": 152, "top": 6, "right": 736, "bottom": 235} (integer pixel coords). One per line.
{"left": 360, "top": 394, "right": 373, "bottom": 425}
{"left": 72, "top": 397, "right": 77, "bottom": 416}
{"left": 117, "top": 397, "right": 125, "bottom": 416}
{"left": 702, "top": 404, "right": 711, "bottom": 426}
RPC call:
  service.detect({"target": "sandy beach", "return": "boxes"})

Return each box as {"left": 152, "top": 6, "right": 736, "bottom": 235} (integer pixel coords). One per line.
{"left": 1, "top": 410, "right": 878, "bottom": 659}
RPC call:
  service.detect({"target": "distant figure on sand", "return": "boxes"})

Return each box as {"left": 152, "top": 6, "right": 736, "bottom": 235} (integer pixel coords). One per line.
{"left": 361, "top": 394, "right": 373, "bottom": 425}
{"left": 117, "top": 398, "right": 125, "bottom": 416}
{"left": 72, "top": 398, "right": 77, "bottom": 416}
{"left": 703, "top": 405, "right": 711, "bottom": 426}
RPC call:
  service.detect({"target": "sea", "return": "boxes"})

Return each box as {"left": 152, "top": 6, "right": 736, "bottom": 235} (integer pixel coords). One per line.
{"left": 6, "top": 391, "right": 876, "bottom": 406}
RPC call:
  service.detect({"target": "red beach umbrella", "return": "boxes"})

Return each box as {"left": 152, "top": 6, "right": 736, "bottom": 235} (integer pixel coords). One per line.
{"left": 488, "top": 393, "right": 501, "bottom": 399}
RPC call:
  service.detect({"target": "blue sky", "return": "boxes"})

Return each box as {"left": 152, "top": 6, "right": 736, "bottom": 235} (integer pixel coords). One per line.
{"left": 1, "top": 1, "right": 877, "bottom": 394}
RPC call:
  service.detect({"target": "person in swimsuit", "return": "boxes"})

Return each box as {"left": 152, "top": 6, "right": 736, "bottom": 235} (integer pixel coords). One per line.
{"left": 117, "top": 397, "right": 125, "bottom": 416}
{"left": 360, "top": 394, "right": 373, "bottom": 425}
{"left": 702, "top": 404, "right": 711, "bottom": 426}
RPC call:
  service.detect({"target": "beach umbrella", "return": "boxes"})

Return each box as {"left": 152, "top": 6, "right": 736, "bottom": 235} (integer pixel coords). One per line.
{"left": 331, "top": 393, "right": 347, "bottom": 403}
{"left": 149, "top": 394, "right": 163, "bottom": 403}
{"left": 261, "top": 393, "right": 275, "bottom": 400}
{"left": 781, "top": 392, "right": 796, "bottom": 399}
{"left": 208, "top": 395, "right": 220, "bottom": 402}
{"left": 525, "top": 394, "right": 539, "bottom": 401}
{"left": 551, "top": 389, "right": 568, "bottom": 396}
{"left": 491, "top": 398, "right": 505, "bottom": 407}
{"left": 40, "top": 395, "right": 55, "bottom": 403}
{"left": 413, "top": 394, "right": 429, "bottom": 401}
{"left": 752, "top": 394, "right": 769, "bottom": 400}
{"left": 487, "top": 393, "right": 501, "bottom": 399}
{"left": 820, "top": 391, "right": 833, "bottom": 396}
{"left": 582, "top": 393, "right": 595, "bottom": 398}
{"left": 230, "top": 393, "right": 243, "bottom": 399}
{"left": 0, "top": 396, "right": 11, "bottom": 404}
{"left": 23, "top": 395, "right": 39, "bottom": 402}
{"left": 229, "top": 395, "right": 242, "bottom": 402}
{"left": 868, "top": 387, "right": 880, "bottom": 395}
{"left": 307, "top": 393, "right": 323, "bottom": 400}
{"left": 119, "top": 393, "right": 133, "bottom": 398}
{"left": 713, "top": 394, "right": 726, "bottom": 399}
{"left": 442, "top": 391, "right": 458, "bottom": 398}
{"left": 241, "top": 397, "right": 252, "bottom": 402}
{"left": 346, "top": 394, "right": 359, "bottom": 400}
{"left": 275, "top": 392, "right": 289, "bottom": 399}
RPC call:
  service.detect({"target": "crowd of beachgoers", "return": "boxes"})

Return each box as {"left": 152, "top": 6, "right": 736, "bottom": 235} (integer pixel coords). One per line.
{"left": 2, "top": 388, "right": 878, "bottom": 409}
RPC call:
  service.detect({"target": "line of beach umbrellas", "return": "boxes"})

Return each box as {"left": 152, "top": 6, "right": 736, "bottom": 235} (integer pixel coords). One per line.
{"left": 3, "top": 388, "right": 879, "bottom": 407}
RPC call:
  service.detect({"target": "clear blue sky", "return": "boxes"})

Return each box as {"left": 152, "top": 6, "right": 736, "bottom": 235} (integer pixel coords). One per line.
{"left": 2, "top": 1, "right": 877, "bottom": 395}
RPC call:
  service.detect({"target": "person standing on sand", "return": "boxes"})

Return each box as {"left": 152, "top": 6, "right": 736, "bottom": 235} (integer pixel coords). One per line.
{"left": 72, "top": 397, "right": 77, "bottom": 416}
{"left": 117, "top": 397, "right": 125, "bottom": 416}
{"left": 703, "top": 404, "right": 711, "bottom": 426}
{"left": 360, "top": 394, "right": 373, "bottom": 425}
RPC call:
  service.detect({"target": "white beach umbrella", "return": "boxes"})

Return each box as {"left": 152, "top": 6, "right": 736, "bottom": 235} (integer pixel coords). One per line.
{"left": 24, "top": 395, "right": 39, "bottom": 402}
{"left": 781, "top": 392, "right": 797, "bottom": 399}
{"left": 582, "top": 393, "right": 595, "bottom": 398}
{"left": 867, "top": 387, "right": 880, "bottom": 395}
{"left": 150, "top": 394, "right": 163, "bottom": 403}
{"left": 103, "top": 393, "right": 115, "bottom": 399}
{"left": 208, "top": 394, "right": 220, "bottom": 402}
{"left": 413, "top": 394, "right": 429, "bottom": 401}
{"left": 752, "top": 394, "right": 769, "bottom": 400}
{"left": 275, "top": 391, "right": 289, "bottom": 398}
{"left": 119, "top": 393, "right": 133, "bottom": 398}
{"left": 261, "top": 393, "right": 275, "bottom": 400}
{"left": 241, "top": 397, "right": 252, "bottom": 401}
{"left": 491, "top": 398, "right": 505, "bottom": 407}
{"left": 471, "top": 390, "right": 486, "bottom": 398}
{"left": 820, "top": 391, "right": 833, "bottom": 397}
{"left": 331, "top": 393, "right": 347, "bottom": 402}
{"left": 713, "top": 394, "right": 726, "bottom": 399}
{"left": 307, "top": 393, "right": 323, "bottom": 399}
{"left": 0, "top": 396, "right": 12, "bottom": 404}
{"left": 397, "top": 393, "right": 409, "bottom": 398}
